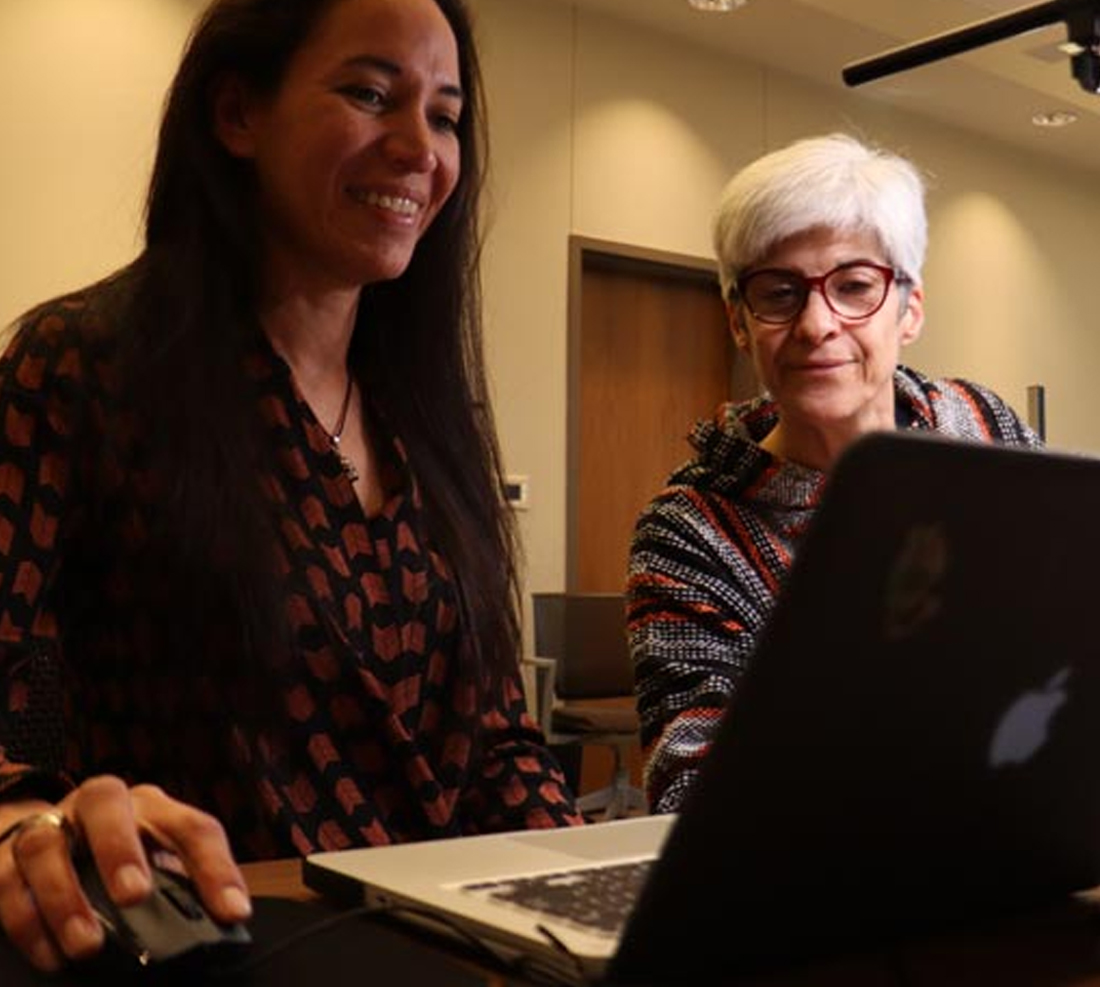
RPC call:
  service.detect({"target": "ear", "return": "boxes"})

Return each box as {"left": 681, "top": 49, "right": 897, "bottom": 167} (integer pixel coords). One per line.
{"left": 898, "top": 282, "right": 924, "bottom": 347}
{"left": 726, "top": 300, "right": 749, "bottom": 350}
{"left": 212, "top": 73, "right": 260, "bottom": 159}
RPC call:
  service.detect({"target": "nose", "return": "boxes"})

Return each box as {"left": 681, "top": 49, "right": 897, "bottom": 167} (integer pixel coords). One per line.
{"left": 385, "top": 109, "right": 438, "bottom": 173}
{"left": 791, "top": 285, "right": 840, "bottom": 343}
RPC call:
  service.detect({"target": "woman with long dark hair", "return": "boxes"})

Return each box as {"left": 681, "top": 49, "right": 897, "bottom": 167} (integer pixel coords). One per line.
{"left": 0, "top": 0, "right": 581, "bottom": 971}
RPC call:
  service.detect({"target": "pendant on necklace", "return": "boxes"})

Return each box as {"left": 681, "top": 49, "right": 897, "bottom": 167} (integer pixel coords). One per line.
{"left": 326, "top": 373, "right": 359, "bottom": 483}
{"left": 337, "top": 451, "right": 359, "bottom": 483}
{"left": 330, "top": 436, "right": 360, "bottom": 482}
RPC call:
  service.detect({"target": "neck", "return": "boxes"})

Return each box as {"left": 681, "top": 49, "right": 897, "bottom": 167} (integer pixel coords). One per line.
{"left": 329, "top": 373, "right": 356, "bottom": 437}
{"left": 763, "top": 415, "right": 895, "bottom": 472}
{"left": 255, "top": 236, "right": 364, "bottom": 369}
{"left": 258, "top": 288, "right": 361, "bottom": 451}
{"left": 258, "top": 282, "right": 360, "bottom": 386}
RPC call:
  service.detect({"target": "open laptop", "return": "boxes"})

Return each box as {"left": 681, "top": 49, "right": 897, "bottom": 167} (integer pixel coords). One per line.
{"left": 303, "top": 431, "right": 1100, "bottom": 985}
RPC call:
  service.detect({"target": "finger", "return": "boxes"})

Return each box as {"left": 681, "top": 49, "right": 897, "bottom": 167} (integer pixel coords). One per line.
{"left": 0, "top": 866, "right": 66, "bottom": 972}
{"left": 129, "top": 785, "right": 252, "bottom": 926}
{"left": 10, "top": 813, "right": 104, "bottom": 963}
{"left": 68, "top": 776, "right": 154, "bottom": 907}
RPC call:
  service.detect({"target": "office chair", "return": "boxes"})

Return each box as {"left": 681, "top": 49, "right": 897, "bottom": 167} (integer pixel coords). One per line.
{"left": 529, "top": 592, "right": 648, "bottom": 821}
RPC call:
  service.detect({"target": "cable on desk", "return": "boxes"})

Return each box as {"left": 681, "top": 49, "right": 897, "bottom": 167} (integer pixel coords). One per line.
{"left": 202, "top": 902, "right": 597, "bottom": 987}
{"left": 205, "top": 904, "right": 377, "bottom": 978}
{"left": 534, "top": 923, "right": 588, "bottom": 985}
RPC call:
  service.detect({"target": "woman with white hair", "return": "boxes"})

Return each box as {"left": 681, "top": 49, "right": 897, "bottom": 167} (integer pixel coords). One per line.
{"left": 627, "top": 132, "right": 1041, "bottom": 815}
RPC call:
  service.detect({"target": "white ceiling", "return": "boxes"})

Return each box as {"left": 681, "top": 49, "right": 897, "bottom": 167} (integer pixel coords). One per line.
{"left": 549, "top": 0, "right": 1100, "bottom": 175}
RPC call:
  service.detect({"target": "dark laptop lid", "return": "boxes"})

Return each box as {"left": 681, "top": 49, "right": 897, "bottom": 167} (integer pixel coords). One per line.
{"left": 611, "top": 431, "right": 1100, "bottom": 983}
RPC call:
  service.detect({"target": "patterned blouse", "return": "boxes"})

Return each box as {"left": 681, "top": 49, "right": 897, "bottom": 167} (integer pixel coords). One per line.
{"left": 0, "top": 286, "right": 581, "bottom": 860}
{"left": 627, "top": 367, "right": 1043, "bottom": 815}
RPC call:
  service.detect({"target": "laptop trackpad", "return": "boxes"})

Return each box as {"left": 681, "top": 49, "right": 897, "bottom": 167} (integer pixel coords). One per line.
{"left": 504, "top": 816, "right": 673, "bottom": 862}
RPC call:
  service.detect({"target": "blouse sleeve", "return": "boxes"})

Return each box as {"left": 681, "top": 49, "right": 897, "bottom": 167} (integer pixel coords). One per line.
{"left": 0, "top": 304, "right": 89, "bottom": 801}
{"left": 460, "top": 665, "right": 585, "bottom": 832}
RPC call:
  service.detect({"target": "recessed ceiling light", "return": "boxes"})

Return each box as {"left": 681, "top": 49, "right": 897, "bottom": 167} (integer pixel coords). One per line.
{"left": 688, "top": 0, "right": 747, "bottom": 11}
{"left": 1031, "top": 109, "right": 1078, "bottom": 127}
{"left": 1058, "top": 40, "right": 1088, "bottom": 56}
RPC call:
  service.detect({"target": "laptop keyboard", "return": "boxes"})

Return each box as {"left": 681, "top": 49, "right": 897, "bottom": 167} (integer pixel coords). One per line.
{"left": 461, "top": 859, "right": 653, "bottom": 937}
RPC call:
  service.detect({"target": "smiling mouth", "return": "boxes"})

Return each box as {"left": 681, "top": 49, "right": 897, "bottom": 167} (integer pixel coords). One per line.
{"left": 795, "top": 361, "right": 849, "bottom": 372}
{"left": 348, "top": 189, "right": 420, "bottom": 217}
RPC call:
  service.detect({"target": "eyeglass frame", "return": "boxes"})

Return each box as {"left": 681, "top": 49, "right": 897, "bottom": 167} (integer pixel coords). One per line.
{"left": 731, "top": 261, "right": 912, "bottom": 327}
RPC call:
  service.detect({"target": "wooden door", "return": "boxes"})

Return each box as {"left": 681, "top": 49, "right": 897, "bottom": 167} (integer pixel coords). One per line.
{"left": 563, "top": 238, "right": 757, "bottom": 800}
{"left": 567, "top": 237, "right": 757, "bottom": 594}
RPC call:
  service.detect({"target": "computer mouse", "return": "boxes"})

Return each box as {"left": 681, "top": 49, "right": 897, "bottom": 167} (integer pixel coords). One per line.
{"left": 75, "top": 851, "right": 252, "bottom": 970}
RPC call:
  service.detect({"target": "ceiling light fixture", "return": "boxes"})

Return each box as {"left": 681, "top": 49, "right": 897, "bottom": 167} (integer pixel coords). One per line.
{"left": 844, "top": 1, "right": 1100, "bottom": 96}
{"left": 687, "top": 0, "right": 746, "bottom": 11}
{"left": 1032, "top": 108, "right": 1079, "bottom": 126}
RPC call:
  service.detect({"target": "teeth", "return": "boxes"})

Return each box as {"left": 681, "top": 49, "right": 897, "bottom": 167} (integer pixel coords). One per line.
{"left": 350, "top": 189, "right": 419, "bottom": 215}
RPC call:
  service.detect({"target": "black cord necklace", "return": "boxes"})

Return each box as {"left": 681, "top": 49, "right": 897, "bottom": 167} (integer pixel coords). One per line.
{"left": 325, "top": 373, "right": 359, "bottom": 482}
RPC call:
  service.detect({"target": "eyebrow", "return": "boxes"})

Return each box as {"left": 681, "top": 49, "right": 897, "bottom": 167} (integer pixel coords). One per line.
{"left": 749, "top": 258, "right": 885, "bottom": 275}
{"left": 345, "top": 54, "right": 464, "bottom": 102}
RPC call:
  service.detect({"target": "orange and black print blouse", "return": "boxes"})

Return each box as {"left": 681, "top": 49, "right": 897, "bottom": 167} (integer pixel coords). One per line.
{"left": 0, "top": 285, "right": 581, "bottom": 860}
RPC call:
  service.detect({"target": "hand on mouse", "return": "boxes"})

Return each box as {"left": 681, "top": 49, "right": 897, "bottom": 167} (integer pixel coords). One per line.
{"left": 0, "top": 775, "right": 252, "bottom": 972}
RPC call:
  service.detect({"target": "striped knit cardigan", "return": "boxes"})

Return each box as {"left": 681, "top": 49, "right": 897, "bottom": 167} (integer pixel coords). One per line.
{"left": 626, "top": 365, "right": 1043, "bottom": 814}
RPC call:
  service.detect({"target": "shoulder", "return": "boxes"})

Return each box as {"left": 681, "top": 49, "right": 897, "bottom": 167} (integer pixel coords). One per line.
{"left": 895, "top": 366, "right": 1040, "bottom": 446}
{"left": 630, "top": 462, "right": 787, "bottom": 574}
{"left": 6, "top": 277, "right": 123, "bottom": 364}
{"left": 664, "top": 397, "right": 776, "bottom": 490}
{"left": 1, "top": 279, "right": 131, "bottom": 429}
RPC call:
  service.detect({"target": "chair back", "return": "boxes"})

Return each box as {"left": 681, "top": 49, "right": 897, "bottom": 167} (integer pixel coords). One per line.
{"left": 531, "top": 592, "right": 633, "bottom": 701}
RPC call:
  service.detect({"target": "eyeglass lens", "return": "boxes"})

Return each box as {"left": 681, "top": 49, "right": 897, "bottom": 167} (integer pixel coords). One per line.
{"left": 742, "top": 264, "right": 893, "bottom": 324}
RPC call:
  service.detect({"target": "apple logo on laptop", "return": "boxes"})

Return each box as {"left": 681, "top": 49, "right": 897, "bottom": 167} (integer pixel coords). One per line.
{"left": 883, "top": 523, "right": 948, "bottom": 640}
{"left": 989, "top": 667, "right": 1071, "bottom": 768}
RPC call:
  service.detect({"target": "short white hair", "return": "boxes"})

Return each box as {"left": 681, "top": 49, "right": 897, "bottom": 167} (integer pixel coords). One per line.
{"left": 712, "top": 132, "right": 928, "bottom": 301}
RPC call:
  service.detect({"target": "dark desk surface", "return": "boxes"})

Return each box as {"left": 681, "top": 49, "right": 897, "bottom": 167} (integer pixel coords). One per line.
{"left": 241, "top": 858, "right": 512, "bottom": 987}
{"left": 241, "top": 859, "right": 1100, "bottom": 987}
{"left": 0, "top": 858, "right": 490, "bottom": 987}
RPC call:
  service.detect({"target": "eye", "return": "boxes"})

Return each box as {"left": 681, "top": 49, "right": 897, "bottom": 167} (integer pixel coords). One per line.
{"left": 338, "top": 84, "right": 387, "bottom": 109}
{"left": 430, "top": 96, "right": 463, "bottom": 136}
{"left": 833, "top": 270, "right": 880, "bottom": 299}
{"left": 756, "top": 279, "right": 799, "bottom": 304}
{"left": 766, "top": 283, "right": 797, "bottom": 301}
{"left": 431, "top": 111, "right": 460, "bottom": 135}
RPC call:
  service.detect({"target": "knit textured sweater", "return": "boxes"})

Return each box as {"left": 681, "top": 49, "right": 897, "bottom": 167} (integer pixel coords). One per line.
{"left": 626, "top": 366, "right": 1042, "bottom": 814}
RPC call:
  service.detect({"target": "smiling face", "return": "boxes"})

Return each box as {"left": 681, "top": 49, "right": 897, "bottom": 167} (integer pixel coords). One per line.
{"left": 731, "top": 226, "right": 924, "bottom": 466}
{"left": 214, "top": 0, "right": 462, "bottom": 297}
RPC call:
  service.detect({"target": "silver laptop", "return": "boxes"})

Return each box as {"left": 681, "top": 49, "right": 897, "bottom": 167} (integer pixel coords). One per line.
{"left": 304, "top": 431, "right": 1100, "bottom": 985}
{"left": 304, "top": 814, "right": 672, "bottom": 984}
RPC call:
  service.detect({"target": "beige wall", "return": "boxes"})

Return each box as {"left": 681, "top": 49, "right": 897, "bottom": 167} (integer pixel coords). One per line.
{"left": 3, "top": 0, "right": 1099, "bottom": 645}
{"left": 0, "top": 0, "right": 195, "bottom": 325}
{"left": 475, "top": 0, "right": 1100, "bottom": 618}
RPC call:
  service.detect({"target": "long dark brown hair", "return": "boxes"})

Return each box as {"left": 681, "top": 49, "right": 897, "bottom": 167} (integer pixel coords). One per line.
{"left": 116, "top": 0, "right": 519, "bottom": 689}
